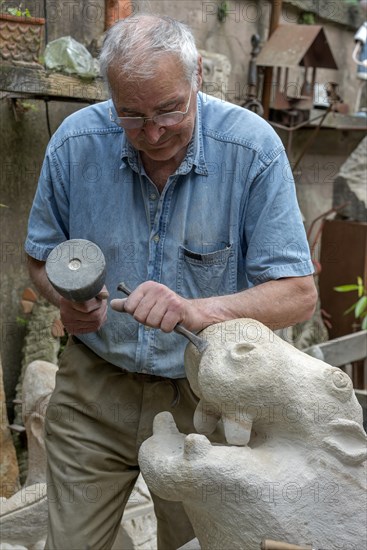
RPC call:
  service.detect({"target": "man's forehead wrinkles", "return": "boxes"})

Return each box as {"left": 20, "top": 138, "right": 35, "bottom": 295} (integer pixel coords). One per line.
{"left": 117, "top": 92, "right": 185, "bottom": 114}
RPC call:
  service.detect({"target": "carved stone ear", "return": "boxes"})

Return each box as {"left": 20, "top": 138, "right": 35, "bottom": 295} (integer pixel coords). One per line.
{"left": 323, "top": 419, "right": 367, "bottom": 465}
{"left": 228, "top": 342, "right": 256, "bottom": 362}
{"left": 184, "top": 433, "right": 212, "bottom": 461}
{"left": 27, "top": 412, "right": 45, "bottom": 449}
{"left": 152, "top": 411, "right": 180, "bottom": 435}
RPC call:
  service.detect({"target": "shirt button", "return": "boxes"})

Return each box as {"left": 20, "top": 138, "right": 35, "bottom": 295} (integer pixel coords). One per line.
{"left": 153, "top": 234, "right": 160, "bottom": 243}
{"left": 150, "top": 193, "right": 157, "bottom": 200}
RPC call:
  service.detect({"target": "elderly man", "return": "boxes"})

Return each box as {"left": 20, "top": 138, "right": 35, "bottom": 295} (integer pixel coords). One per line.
{"left": 25, "top": 14, "right": 317, "bottom": 550}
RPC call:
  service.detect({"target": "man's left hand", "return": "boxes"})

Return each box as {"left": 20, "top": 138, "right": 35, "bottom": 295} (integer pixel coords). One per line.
{"left": 110, "top": 281, "right": 201, "bottom": 332}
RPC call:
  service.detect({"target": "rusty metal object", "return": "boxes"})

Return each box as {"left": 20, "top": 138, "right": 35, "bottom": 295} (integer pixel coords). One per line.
{"left": 292, "top": 82, "right": 344, "bottom": 170}
{"left": 261, "top": 0, "right": 283, "bottom": 119}
{"left": 242, "top": 34, "right": 264, "bottom": 116}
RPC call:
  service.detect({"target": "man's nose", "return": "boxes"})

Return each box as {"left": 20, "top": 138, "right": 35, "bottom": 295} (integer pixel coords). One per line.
{"left": 143, "top": 120, "right": 166, "bottom": 144}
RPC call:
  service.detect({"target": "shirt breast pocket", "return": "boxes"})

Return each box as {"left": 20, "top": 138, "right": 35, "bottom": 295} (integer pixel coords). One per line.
{"left": 176, "top": 243, "right": 236, "bottom": 298}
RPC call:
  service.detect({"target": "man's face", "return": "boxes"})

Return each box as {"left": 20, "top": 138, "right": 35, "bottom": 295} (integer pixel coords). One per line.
{"left": 108, "top": 56, "right": 200, "bottom": 163}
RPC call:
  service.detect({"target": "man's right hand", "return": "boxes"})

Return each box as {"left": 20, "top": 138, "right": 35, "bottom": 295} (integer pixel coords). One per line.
{"left": 60, "top": 286, "right": 109, "bottom": 334}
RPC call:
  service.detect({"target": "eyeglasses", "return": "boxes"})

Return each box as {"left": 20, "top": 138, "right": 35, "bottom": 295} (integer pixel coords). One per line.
{"left": 109, "top": 85, "right": 193, "bottom": 130}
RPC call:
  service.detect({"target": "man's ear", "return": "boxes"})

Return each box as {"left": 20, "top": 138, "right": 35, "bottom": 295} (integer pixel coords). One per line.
{"left": 196, "top": 55, "right": 203, "bottom": 90}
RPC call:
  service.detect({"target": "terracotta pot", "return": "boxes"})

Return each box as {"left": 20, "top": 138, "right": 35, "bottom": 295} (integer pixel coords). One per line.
{"left": 0, "top": 13, "right": 45, "bottom": 66}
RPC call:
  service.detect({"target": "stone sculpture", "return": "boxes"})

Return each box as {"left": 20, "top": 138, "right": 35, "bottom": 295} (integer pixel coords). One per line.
{"left": 0, "top": 360, "right": 56, "bottom": 550}
{"left": 0, "top": 359, "right": 156, "bottom": 550}
{"left": 139, "top": 319, "right": 367, "bottom": 550}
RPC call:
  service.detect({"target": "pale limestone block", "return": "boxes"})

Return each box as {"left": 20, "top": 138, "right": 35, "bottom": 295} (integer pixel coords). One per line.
{"left": 177, "top": 538, "right": 200, "bottom": 550}
{"left": 22, "top": 361, "right": 57, "bottom": 487}
{"left": 0, "top": 483, "right": 47, "bottom": 549}
{"left": 139, "top": 319, "right": 367, "bottom": 550}
{"left": 199, "top": 49, "right": 231, "bottom": 100}
{"left": 333, "top": 135, "right": 367, "bottom": 222}
{"left": 0, "top": 360, "right": 56, "bottom": 550}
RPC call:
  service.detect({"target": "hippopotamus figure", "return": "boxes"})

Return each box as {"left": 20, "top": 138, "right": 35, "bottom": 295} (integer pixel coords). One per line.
{"left": 139, "top": 319, "right": 367, "bottom": 550}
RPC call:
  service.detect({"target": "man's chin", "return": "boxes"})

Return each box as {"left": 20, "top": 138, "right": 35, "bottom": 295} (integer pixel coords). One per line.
{"left": 141, "top": 144, "right": 176, "bottom": 161}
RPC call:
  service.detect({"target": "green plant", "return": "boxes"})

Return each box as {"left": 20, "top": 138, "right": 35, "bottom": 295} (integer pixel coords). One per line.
{"left": 298, "top": 12, "right": 315, "bottom": 24}
{"left": 217, "top": 1, "right": 229, "bottom": 22}
{"left": 0, "top": 1, "right": 31, "bottom": 17}
{"left": 334, "top": 277, "right": 367, "bottom": 330}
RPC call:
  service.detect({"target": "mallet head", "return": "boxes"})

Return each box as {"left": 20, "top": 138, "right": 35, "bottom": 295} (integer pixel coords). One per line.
{"left": 45, "top": 239, "right": 106, "bottom": 302}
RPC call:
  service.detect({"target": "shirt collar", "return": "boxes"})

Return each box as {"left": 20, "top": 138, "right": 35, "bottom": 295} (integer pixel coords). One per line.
{"left": 119, "top": 92, "right": 208, "bottom": 176}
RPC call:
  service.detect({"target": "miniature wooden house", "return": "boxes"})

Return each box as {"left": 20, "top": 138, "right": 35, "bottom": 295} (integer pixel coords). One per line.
{"left": 257, "top": 25, "right": 338, "bottom": 117}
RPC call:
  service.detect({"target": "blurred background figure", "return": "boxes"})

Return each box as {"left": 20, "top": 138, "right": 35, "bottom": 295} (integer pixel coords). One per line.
{"left": 353, "top": 0, "right": 367, "bottom": 113}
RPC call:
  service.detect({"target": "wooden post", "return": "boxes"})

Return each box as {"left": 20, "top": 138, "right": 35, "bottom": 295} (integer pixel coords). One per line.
{"left": 261, "top": 0, "right": 283, "bottom": 119}
{"left": 105, "top": 0, "right": 132, "bottom": 30}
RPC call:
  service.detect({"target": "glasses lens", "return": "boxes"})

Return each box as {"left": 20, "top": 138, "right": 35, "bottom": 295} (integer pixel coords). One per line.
{"left": 118, "top": 118, "right": 145, "bottom": 129}
{"left": 154, "top": 113, "right": 184, "bottom": 127}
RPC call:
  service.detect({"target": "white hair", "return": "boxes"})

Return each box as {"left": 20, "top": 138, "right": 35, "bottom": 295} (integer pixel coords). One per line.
{"left": 100, "top": 14, "right": 199, "bottom": 87}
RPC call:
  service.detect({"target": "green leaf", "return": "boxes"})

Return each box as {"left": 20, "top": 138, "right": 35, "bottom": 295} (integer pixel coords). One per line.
{"left": 362, "top": 316, "right": 367, "bottom": 330}
{"left": 6, "top": 5, "right": 32, "bottom": 17}
{"left": 357, "top": 276, "right": 365, "bottom": 297}
{"left": 334, "top": 284, "right": 359, "bottom": 292}
{"left": 16, "top": 316, "right": 28, "bottom": 326}
{"left": 355, "top": 296, "right": 367, "bottom": 318}
{"left": 344, "top": 300, "right": 359, "bottom": 315}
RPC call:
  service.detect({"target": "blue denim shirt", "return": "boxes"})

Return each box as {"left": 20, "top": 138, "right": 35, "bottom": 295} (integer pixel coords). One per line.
{"left": 25, "top": 92, "right": 314, "bottom": 378}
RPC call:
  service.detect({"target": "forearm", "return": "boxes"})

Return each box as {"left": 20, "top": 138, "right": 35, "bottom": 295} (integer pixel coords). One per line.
{"left": 190, "top": 275, "right": 317, "bottom": 332}
{"left": 27, "top": 255, "right": 62, "bottom": 307}
{"left": 111, "top": 275, "right": 318, "bottom": 334}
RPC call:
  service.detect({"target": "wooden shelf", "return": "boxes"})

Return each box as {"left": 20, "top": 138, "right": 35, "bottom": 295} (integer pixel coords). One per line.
{"left": 0, "top": 64, "right": 109, "bottom": 103}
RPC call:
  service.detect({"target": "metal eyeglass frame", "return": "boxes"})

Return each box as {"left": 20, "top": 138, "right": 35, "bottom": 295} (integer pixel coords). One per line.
{"left": 109, "top": 84, "right": 193, "bottom": 130}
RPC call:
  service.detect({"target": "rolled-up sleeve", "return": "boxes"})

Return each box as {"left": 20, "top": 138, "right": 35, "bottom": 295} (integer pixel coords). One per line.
{"left": 243, "top": 150, "right": 314, "bottom": 285}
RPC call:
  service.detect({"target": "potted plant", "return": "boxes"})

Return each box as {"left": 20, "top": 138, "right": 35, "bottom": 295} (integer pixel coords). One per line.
{"left": 334, "top": 277, "right": 367, "bottom": 330}
{"left": 0, "top": 2, "right": 45, "bottom": 66}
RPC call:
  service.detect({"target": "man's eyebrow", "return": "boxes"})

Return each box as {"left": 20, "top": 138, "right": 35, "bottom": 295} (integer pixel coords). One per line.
{"left": 156, "top": 96, "right": 182, "bottom": 109}
{"left": 119, "top": 107, "right": 144, "bottom": 115}
{"left": 118, "top": 95, "right": 184, "bottom": 115}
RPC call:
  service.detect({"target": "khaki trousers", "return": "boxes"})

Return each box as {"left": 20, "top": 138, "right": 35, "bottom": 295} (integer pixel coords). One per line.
{"left": 44, "top": 337, "right": 202, "bottom": 550}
